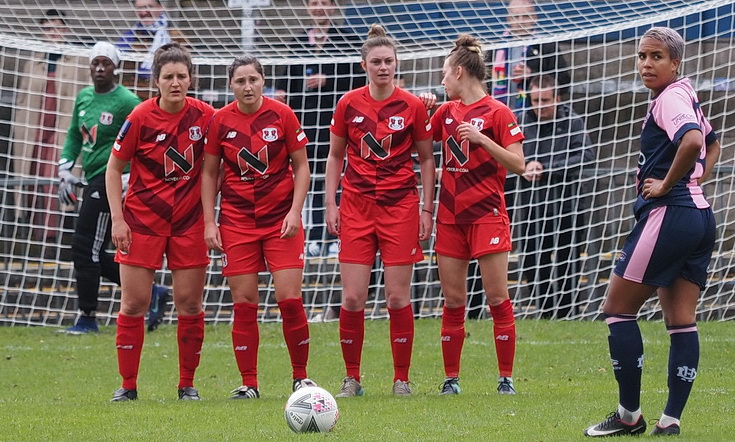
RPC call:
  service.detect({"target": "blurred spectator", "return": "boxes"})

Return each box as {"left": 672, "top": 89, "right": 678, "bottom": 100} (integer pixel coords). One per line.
{"left": 510, "top": 75, "right": 594, "bottom": 319}
{"left": 11, "top": 9, "right": 88, "bottom": 239}
{"left": 274, "top": 0, "right": 365, "bottom": 258}
{"left": 488, "top": 0, "right": 570, "bottom": 109}
{"left": 117, "top": 0, "right": 187, "bottom": 98}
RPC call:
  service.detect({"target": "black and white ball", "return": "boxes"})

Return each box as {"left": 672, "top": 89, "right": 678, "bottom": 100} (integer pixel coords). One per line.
{"left": 284, "top": 386, "right": 339, "bottom": 433}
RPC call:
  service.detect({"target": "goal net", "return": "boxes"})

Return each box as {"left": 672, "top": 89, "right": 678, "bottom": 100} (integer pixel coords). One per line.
{"left": 1, "top": 0, "right": 733, "bottom": 327}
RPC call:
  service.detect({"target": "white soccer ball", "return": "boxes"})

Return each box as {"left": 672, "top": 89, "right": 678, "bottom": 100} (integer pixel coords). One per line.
{"left": 284, "top": 386, "right": 339, "bottom": 433}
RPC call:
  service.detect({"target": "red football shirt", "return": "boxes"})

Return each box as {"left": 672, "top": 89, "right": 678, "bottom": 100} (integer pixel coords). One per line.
{"left": 113, "top": 96, "right": 215, "bottom": 236}
{"left": 205, "top": 97, "right": 308, "bottom": 229}
{"left": 431, "top": 95, "right": 524, "bottom": 225}
{"left": 330, "top": 85, "right": 431, "bottom": 206}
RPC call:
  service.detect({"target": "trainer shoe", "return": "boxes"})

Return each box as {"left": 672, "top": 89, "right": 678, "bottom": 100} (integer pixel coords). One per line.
{"left": 147, "top": 285, "right": 170, "bottom": 332}
{"left": 60, "top": 316, "right": 99, "bottom": 334}
{"left": 293, "top": 378, "right": 318, "bottom": 392}
{"left": 230, "top": 385, "right": 260, "bottom": 399}
{"left": 650, "top": 422, "right": 680, "bottom": 436}
{"left": 335, "top": 376, "right": 364, "bottom": 397}
{"left": 497, "top": 376, "right": 516, "bottom": 395}
{"left": 178, "top": 386, "right": 201, "bottom": 401}
{"left": 439, "top": 377, "right": 461, "bottom": 395}
{"left": 584, "top": 412, "right": 646, "bottom": 437}
{"left": 110, "top": 388, "right": 138, "bottom": 402}
{"left": 392, "top": 380, "right": 413, "bottom": 396}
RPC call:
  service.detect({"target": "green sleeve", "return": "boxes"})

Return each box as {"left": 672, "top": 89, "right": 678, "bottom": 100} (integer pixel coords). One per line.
{"left": 60, "top": 94, "right": 83, "bottom": 166}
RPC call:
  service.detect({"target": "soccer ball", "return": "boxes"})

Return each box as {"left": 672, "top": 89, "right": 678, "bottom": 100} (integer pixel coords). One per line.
{"left": 284, "top": 386, "right": 339, "bottom": 433}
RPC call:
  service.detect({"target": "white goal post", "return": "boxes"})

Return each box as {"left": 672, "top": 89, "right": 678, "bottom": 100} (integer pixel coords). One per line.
{"left": 1, "top": 0, "right": 733, "bottom": 327}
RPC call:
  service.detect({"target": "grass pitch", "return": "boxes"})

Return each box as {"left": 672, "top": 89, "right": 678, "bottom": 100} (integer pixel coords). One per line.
{"left": 1, "top": 319, "right": 732, "bottom": 441}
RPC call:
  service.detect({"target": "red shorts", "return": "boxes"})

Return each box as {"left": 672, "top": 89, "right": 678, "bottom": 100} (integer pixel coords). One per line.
{"left": 115, "top": 229, "right": 209, "bottom": 270}
{"left": 219, "top": 223, "right": 305, "bottom": 276}
{"left": 339, "top": 191, "right": 423, "bottom": 266}
{"left": 435, "top": 219, "right": 511, "bottom": 260}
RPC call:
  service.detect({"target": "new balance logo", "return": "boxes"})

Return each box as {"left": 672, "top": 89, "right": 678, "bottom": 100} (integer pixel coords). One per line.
{"left": 489, "top": 237, "right": 500, "bottom": 245}
{"left": 496, "top": 335, "right": 509, "bottom": 341}
{"left": 234, "top": 345, "right": 248, "bottom": 351}
{"left": 156, "top": 133, "right": 167, "bottom": 142}
{"left": 677, "top": 365, "right": 697, "bottom": 382}
{"left": 298, "top": 339, "right": 310, "bottom": 346}
{"left": 116, "top": 344, "right": 133, "bottom": 350}
{"left": 226, "top": 131, "right": 237, "bottom": 139}
{"left": 441, "top": 336, "right": 451, "bottom": 341}
{"left": 340, "top": 339, "right": 353, "bottom": 344}
{"left": 393, "top": 338, "right": 408, "bottom": 343}
{"left": 352, "top": 116, "right": 364, "bottom": 123}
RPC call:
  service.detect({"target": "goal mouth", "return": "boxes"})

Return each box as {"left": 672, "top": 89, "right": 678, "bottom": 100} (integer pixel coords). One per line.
{"left": 1, "top": 0, "right": 734, "bottom": 326}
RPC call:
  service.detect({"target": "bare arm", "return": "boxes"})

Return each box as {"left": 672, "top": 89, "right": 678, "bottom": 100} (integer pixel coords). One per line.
{"left": 282, "top": 147, "right": 311, "bottom": 238}
{"left": 699, "top": 139, "right": 720, "bottom": 185}
{"left": 201, "top": 152, "right": 223, "bottom": 251}
{"left": 415, "top": 137, "right": 436, "bottom": 241}
{"left": 105, "top": 155, "right": 131, "bottom": 253}
{"left": 643, "top": 129, "right": 704, "bottom": 199}
{"left": 457, "top": 122, "right": 525, "bottom": 175}
{"left": 325, "top": 132, "right": 347, "bottom": 236}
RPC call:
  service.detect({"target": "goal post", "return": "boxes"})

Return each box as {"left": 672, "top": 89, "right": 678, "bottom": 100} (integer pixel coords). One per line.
{"left": 1, "top": 0, "right": 734, "bottom": 327}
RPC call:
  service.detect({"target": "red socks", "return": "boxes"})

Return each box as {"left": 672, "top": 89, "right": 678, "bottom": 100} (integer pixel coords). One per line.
{"left": 115, "top": 313, "right": 145, "bottom": 390}
{"left": 177, "top": 311, "right": 205, "bottom": 389}
{"left": 339, "top": 307, "right": 365, "bottom": 382}
{"left": 232, "top": 302, "right": 260, "bottom": 388}
{"left": 278, "top": 298, "right": 310, "bottom": 380}
{"left": 489, "top": 299, "right": 516, "bottom": 378}
{"left": 388, "top": 304, "right": 414, "bottom": 382}
{"left": 441, "top": 305, "right": 466, "bottom": 378}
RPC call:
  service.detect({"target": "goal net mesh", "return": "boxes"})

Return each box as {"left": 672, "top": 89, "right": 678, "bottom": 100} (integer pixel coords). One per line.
{"left": 1, "top": 0, "right": 733, "bottom": 326}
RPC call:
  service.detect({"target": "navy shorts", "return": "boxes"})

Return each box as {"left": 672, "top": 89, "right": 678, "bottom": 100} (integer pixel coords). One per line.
{"left": 614, "top": 205, "right": 715, "bottom": 289}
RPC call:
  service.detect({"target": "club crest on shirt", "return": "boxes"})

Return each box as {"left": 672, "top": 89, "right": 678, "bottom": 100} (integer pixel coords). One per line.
{"left": 388, "top": 116, "right": 404, "bottom": 131}
{"left": 262, "top": 127, "right": 278, "bottom": 142}
{"left": 99, "top": 112, "right": 114, "bottom": 126}
{"left": 470, "top": 118, "right": 484, "bottom": 131}
{"left": 189, "top": 126, "right": 203, "bottom": 141}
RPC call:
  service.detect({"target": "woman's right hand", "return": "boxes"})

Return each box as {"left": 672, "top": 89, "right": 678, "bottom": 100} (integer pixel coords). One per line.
{"left": 111, "top": 219, "right": 132, "bottom": 254}
{"left": 326, "top": 204, "right": 340, "bottom": 236}
{"left": 418, "top": 92, "right": 437, "bottom": 111}
{"left": 204, "top": 222, "right": 223, "bottom": 252}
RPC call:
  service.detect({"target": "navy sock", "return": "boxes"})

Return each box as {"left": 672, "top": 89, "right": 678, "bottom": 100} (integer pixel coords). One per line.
{"left": 664, "top": 324, "right": 699, "bottom": 419}
{"left": 605, "top": 314, "right": 643, "bottom": 413}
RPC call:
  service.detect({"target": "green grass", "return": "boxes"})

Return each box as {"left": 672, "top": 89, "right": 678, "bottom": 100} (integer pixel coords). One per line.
{"left": 1, "top": 320, "right": 733, "bottom": 441}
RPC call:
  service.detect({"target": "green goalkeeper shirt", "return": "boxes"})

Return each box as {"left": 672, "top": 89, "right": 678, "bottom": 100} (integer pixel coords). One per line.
{"left": 60, "top": 84, "right": 140, "bottom": 180}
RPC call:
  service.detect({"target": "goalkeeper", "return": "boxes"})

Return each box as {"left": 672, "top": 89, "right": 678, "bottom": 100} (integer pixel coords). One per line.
{"left": 58, "top": 42, "right": 168, "bottom": 334}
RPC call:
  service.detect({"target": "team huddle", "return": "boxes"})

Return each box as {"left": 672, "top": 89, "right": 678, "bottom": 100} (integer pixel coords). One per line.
{"left": 60, "top": 20, "right": 717, "bottom": 438}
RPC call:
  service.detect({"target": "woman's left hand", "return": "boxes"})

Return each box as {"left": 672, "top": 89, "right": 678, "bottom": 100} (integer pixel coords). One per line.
{"left": 419, "top": 210, "right": 434, "bottom": 241}
{"left": 281, "top": 210, "right": 301, "bottom": 239}
{"left": 641, "top": 178, "right": 670, "bottom": 199}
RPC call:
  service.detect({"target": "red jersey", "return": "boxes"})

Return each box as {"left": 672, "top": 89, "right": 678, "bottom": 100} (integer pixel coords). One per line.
{"left": 113, "top": 96, "right": 215, "bottom": 236}
{"left": 330, "top": 85, "right": 431, "bottom": 206}
{"left": 431, "top": 95, "right": 524, "bottom": 225}
{"left": 205, "top": 97, "right": 308, "bottom": 229}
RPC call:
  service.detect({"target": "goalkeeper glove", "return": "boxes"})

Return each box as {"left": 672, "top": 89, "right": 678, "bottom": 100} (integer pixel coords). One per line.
{"left": 58, "top": 161, "right": 85, "bottom": 206}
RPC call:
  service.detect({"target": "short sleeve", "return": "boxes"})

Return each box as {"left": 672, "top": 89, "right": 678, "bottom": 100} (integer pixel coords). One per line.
{"left": 203, "top": 113, "right": 222, "bottom": 157}
{"left": 330, "top": 95, "right": 348, "bottom": 138}
{"left": 412, "top": 99, "right": 432, "bottom": 141}
{"left": 493, "top": 105, "right": 525, "bottom": 148}
{"left": 112, "top": 112, "right": 140, "bottom": 161}
{"left": 654, "top": 87, "right": 701, "bottom": 145}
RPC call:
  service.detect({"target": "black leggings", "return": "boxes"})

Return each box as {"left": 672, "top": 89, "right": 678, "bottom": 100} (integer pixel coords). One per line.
{"left": 71, "top": 175, "right": 120, "bottom": 315}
